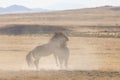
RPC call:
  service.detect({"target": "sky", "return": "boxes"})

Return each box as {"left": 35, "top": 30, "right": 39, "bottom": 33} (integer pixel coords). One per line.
{"left": 0, "top": 0, "right": 120, "bottom": 10}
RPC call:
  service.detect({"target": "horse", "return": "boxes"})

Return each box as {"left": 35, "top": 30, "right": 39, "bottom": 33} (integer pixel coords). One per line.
{"left": 54, "top": 46, "right": 69, "bottom": 68}
{"left": 26, "top": 32, "right": 70, "bottom": 70}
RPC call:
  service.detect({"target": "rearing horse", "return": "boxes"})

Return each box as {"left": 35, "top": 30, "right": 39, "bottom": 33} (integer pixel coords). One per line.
{"left": 26, "top": 32, "right": 69, "bottom": 70}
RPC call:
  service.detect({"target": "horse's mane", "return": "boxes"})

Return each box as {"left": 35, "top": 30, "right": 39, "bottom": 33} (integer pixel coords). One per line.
{"left": 50, "top": 32, "right": 68, "bottom": 40}
{"left": 49, "top": 32, "right": 68, "bottom": 47}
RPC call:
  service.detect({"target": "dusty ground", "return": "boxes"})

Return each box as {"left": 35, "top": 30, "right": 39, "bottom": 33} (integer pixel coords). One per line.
{"left": 0, "top": 35, "right": 119, "bottom": 71}
{"left": 0, "top": 7, "right": 120, "bottom": 80}
{"left": 0, "top": 35, "right": 119, "bottom": 80}
{"left": 0, "top": 70, "right": 119, "bottom": 80}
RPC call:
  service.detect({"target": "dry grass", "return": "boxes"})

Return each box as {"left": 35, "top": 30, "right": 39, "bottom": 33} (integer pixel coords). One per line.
{"left": 0, "top": 7, "right": 120, "bottom": 26}
{"left": 0, "top": 8, "right": 120, "bottom": 37}
{"left": 0, "top": 7, "right": 120, "bottom": 80}
{"left": 0, "top": 35, "right": 119, "bottom": 71}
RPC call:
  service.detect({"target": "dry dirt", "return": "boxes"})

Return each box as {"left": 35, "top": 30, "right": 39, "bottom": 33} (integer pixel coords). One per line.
{"left": 0, "top": 70, "right": 119, "bottom": 80}
{"left": 0, "top": 7, "right": 120, "bottom": 80}
{"left": 0, "top": 35, "right": 119, "bottom": 80}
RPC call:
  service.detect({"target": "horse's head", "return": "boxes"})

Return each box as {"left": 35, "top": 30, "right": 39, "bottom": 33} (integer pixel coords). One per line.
{"left": 54, "top": 32, "right": 69, "bottom": 42}
{"left": 49, "top": 32, "right": 69, "bottom": 47}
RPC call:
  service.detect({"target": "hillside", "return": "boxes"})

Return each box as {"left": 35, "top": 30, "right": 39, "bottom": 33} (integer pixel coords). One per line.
{"left": 0, "top": 6, "right": 120, "bottom": 37}
{"left": 0, "top": 6, "right": 120, "bottom": 26}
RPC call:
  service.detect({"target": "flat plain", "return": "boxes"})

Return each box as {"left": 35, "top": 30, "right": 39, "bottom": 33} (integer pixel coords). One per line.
{"left": 0, "top": 6, "right": 120, "bottom": 80}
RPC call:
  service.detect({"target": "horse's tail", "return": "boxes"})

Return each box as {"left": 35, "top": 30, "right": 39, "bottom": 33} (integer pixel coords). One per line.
{"left": 26, "top": 51, "right": 33, "bottom": 67}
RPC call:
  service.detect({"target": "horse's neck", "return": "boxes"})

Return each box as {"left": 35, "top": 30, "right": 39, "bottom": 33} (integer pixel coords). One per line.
{"left": 48, "top": 40, "right": 61, "bottom": 48}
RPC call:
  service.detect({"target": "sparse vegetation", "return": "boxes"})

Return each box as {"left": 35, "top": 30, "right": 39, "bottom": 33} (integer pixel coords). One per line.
{"left": 0, "top": 7, "right": 120, "bottom": 80}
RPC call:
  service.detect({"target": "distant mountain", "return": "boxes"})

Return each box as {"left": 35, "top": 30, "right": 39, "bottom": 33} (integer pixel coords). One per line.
{"left": 6, "top": 5, "right": 31, "bottom": 11}
{"left": 0, "top": 5, "right": 49, "bottom": 14}
{"left": 94, "top": 5, "right": 120, "bottom": 11}
{"left": 110, "top": 7, "right": 120, "bottom": 11}
{"left": 0, "top": 7, "right": 3, "bottom": 9}
{"left": 0, "top": 7, "right": 4, "bottom": 12}
{"left": 0, "top": 5, "right": 120, "bottom": 14}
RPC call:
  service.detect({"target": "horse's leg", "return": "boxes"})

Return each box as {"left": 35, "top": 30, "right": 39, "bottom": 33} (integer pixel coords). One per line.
{"left": 64, "top": 55, "right": 69, "bottom": 69}
{"left": 64, "top": 58, "right": 68, "bottom": 68}
{"left": 54, "top": 54, "right": 58, "bottom": 67}
{"left": 58, "top": 57, "right": 64, "bottom": 69}
{"left": 34, "top": 58, "right": 40, "bottom": 70}
{"left": 64, "top": 48, "right": 70, "bottom": 69}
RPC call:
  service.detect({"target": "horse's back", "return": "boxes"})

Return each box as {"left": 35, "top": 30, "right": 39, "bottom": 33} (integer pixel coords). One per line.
{"left": 32, "top": 44, "right": 53, "bottom": 57}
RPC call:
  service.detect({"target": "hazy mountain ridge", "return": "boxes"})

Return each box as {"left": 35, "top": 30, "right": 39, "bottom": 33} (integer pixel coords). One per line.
{"left": 95, "top": 5, "right": 120, "bottom": 11}
{"left": 0, "top": 5, "right": 120, "bottom": 14}
{"left": 0, "top": 5, "right": 49, "bottom": 13}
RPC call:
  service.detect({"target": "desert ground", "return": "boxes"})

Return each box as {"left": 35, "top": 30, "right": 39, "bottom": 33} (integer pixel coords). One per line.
{"left": 0, "top": 70, "right": 119, "bottom": 80}
{"left": 0, "top": 6, "right": 120, "bottom": 80}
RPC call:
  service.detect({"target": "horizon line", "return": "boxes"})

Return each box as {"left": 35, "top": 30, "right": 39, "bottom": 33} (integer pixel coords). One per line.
{"left": 0, "top": 4, "right": 120, "bottom": 11}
